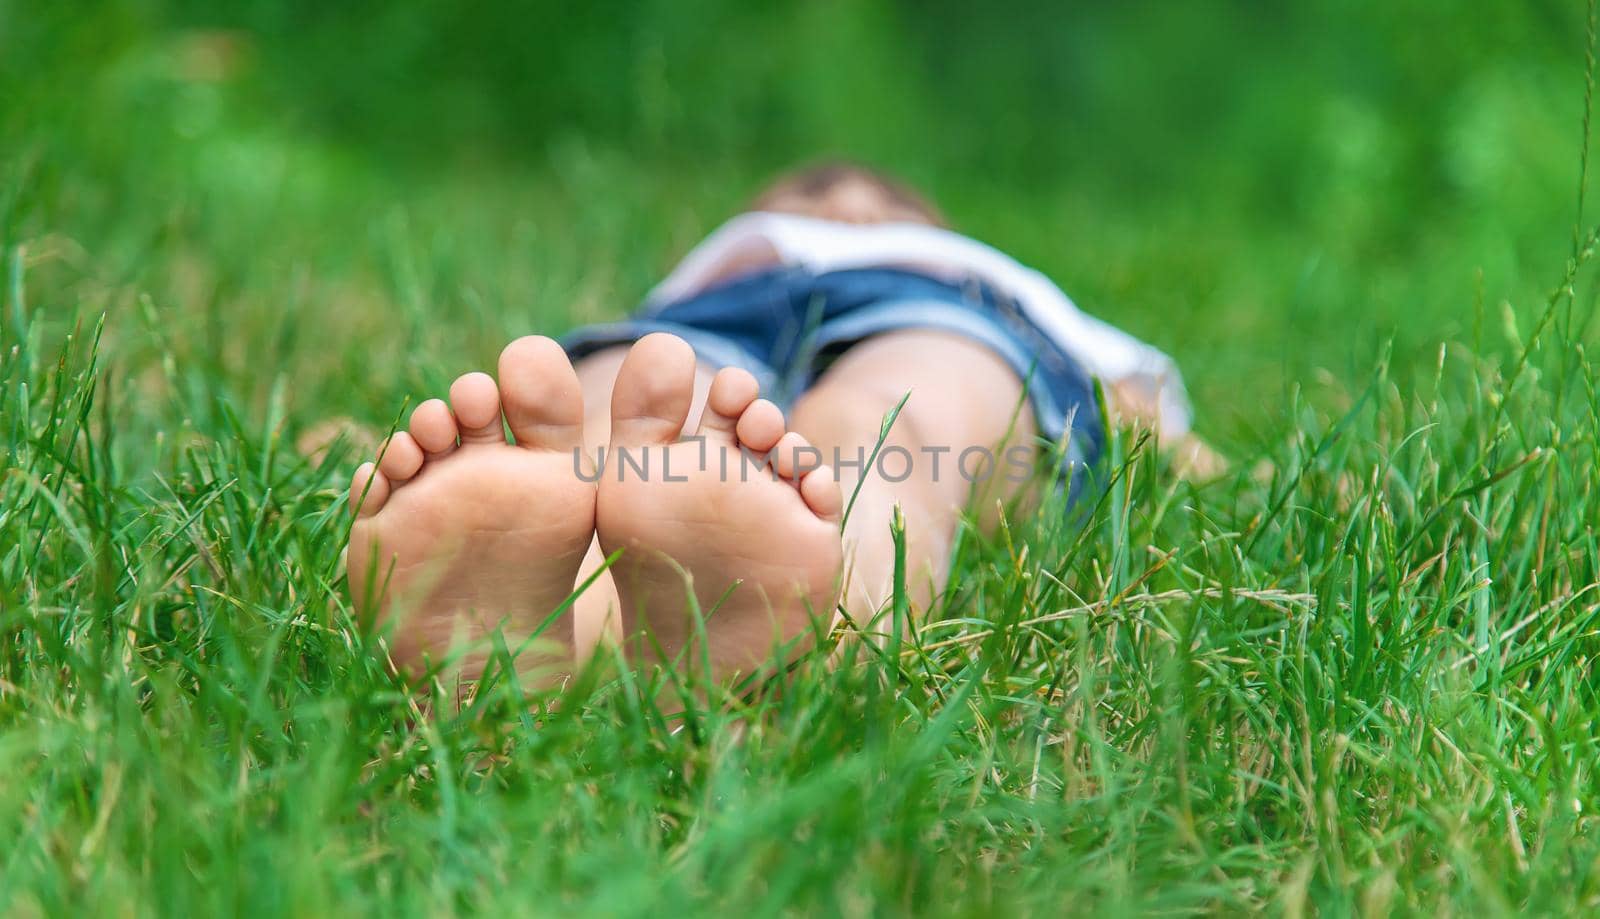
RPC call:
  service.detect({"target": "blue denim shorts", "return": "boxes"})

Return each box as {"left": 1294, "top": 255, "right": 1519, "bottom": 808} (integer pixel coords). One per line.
{"left": 560, "top": 266, "right": 1105, "bottom": 485}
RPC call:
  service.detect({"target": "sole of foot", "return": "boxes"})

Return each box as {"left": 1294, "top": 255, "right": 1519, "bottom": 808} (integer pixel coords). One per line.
{"left": 346, "top": 335, "right": 595, "bottom": 688}
{"left": 595, "top": 333, "right": 844, "bottom": 684}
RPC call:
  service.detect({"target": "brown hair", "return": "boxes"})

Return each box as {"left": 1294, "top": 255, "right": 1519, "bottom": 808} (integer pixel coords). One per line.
{"left": 750, "top": 160, "right": 947, "bottom": 227}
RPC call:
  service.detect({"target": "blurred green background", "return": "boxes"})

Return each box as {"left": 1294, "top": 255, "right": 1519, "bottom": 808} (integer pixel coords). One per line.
{"left": 1, "top": 0, "right": 1590, "bottom": 449}
{"left": 6, "top": 4, "right": 1600, "bottom": 912}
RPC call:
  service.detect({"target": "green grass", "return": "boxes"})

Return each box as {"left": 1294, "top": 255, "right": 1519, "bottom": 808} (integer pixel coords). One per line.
{"left": 4, "top": 0, "right": 1600, "bottom": 914}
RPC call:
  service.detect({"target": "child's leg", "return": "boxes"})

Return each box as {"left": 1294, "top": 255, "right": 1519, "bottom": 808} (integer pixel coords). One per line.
{"left": 353, "top": 325, "right": 1027, "bottom": 685}
{"left": 789, "top": 329, "right": 1037, "bottom": 619}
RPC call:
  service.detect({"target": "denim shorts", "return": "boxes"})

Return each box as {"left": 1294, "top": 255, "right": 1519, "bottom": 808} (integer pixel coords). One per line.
{"left": 560, "top": 266, "right": 1105, "bottom": 487}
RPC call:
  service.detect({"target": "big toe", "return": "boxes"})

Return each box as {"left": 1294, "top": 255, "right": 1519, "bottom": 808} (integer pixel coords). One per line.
{"left": 499, "top": 335, "right": 585, "bottom": 451}
{"left": 609, "top": 333, "right": 697, "bottom": 447}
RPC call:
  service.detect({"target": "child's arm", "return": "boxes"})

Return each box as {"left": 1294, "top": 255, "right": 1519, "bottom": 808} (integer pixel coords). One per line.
{"left": 1107, "top": 378, "right": 1229, "bottom": 481}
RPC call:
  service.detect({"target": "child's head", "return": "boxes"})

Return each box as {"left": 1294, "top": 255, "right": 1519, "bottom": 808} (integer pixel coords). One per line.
{"left": 751, "top": 161, "right": 946, "bottom": 227}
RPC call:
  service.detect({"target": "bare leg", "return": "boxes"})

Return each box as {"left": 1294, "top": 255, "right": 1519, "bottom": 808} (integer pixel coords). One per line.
{"left": 345, "top": 325, "right": 1025, "bottom": 686}
{"left": 789, "top": 330, "right": 1037, "bottom": 623}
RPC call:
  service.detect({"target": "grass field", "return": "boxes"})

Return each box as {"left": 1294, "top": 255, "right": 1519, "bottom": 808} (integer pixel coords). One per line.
{"left": 5, "top": 1, "right": 1600, "bottom": 914}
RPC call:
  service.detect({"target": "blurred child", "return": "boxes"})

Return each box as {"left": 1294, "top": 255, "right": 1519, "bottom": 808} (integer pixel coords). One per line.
{"left": 346, "top": 162, "right": 1218, "bottom": 686}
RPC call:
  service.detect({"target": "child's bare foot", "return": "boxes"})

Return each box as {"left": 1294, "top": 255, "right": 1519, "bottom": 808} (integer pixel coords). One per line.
{"left": 596, "top": 334, "right": 844, "bottom": 680}
{"left": 346, "top": 336, "right": 595, "bottom": 681}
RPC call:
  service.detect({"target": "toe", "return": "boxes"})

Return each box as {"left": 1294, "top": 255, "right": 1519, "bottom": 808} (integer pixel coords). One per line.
{"left": 410, "top": 399, "right": 459, "bottom": 457}
{"left": 350, "top": 462, "right": 392, "bottom": 517}
{"left": 498, "top": 335, "right": 585, "bottom": 451}
{"left": 769, "top": 430, "right": 821, "bottom": 481}
{"left": 799, "top": 466, "right": 844, "bottom": 522}
{"left": 696, "top": 367, "right": 760, "bottom": 444}
{"left": 377, "top": 431, "right": 424, "bottom": 483}
{"left": 449, "top": 372, "right": 505, "bottom": 445}
{"left": 734, "top": 399, "right": 786, "bottom": 454}
{"left": 609, "top": 333, "right": 697, "bottom": 446}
